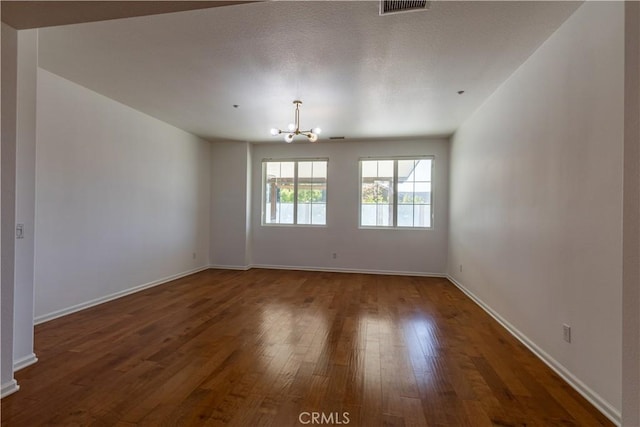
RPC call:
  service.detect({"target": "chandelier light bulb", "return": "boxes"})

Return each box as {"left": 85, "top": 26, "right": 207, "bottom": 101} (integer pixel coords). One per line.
{"left": 269, "top": 100, "right": 321, "bottom": 143}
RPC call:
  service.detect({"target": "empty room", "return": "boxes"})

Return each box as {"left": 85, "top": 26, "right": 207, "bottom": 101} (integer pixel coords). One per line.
{"left": 1, "top": 0, "right": 639, "bottom": 426}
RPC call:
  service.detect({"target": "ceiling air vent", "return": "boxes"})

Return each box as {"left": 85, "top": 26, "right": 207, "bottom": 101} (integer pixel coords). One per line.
{"left": 380, "top": 0, "right": 430, "bottom": 15}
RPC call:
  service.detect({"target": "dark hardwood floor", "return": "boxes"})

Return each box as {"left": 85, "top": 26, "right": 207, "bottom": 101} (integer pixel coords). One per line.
{"left": 1, "top": 269, "right": 612, "bottom": 426}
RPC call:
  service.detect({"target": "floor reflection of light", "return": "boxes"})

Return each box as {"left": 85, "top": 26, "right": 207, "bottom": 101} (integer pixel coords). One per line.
{"left": 405, "top": 315, "right": 438, "bottom": 358}
{"left": 256, "top": 307, "right": 441, "bottom": 400}
{"left": 327, "top": 312, "right": 443, "bottom": 404}
{"left": 258, "top": 303, "right": 328, "bottom": 377}
{"left": 356, "top": 315, "right": 393, "bottom": 371}
{"left": 402, "top": 315, "right": 439, "bottom": 390}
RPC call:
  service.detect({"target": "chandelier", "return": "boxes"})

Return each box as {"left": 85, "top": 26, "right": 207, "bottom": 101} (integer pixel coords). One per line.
{"left": 270, "top": 100, "right": 322, "bottom": 143}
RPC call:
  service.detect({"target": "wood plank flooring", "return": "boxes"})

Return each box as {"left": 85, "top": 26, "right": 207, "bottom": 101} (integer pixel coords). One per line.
{"left": 1, "top": 269, "right": 612, "bottom": 426}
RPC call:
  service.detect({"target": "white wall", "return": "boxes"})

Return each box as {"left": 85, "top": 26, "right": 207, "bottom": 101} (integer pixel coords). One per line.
{"left": 210, "top": 142, "right": 252, "bottom": 268}
{"left": 448, "top": 2, "right": 623, "bottom": 422}
{"left": 34, "top": 69, "right": 211, "bottom": 321}
{"left": 14, "top": 29, "right": 38, "bottom": 370}
{"left": 1, "top": 22, "right": 19, "bottom": 397}
{"left": 622, "top": 2, "right": 640, "bottom": 424}
{"left": 250, "top": 139, "right": 449, "bottom": 275}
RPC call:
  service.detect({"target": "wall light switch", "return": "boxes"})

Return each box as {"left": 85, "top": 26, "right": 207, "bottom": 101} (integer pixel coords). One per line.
{"left": 563, "top": 324, "right": 571, "bottom": 343}
{"left": 16, "top": 224, "right": 24, "bottom": 239}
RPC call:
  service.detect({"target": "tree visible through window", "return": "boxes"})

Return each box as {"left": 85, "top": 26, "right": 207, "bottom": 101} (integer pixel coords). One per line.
{"left": 263, "top": 160, "right": 327, "bottom": 225}
{"left": 360, "top": 157, "right": 432, "bottom": 228}
{"left": 361, "top": 160, "right": 394, "bottom": 227}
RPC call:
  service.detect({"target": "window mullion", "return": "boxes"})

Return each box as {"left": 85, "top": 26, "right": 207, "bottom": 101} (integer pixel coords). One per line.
{"left": 309, "top": 162, "right": 314, "bottom": 223}
{"left": 431, "top": 160, "right": 434, "bottom": 227}
{"left": 293, "top": 161, "right": 299, "bottom": 225}
{"left": 262, "top": 163, "right": 266, "bottom": 224}
{"left": 393, "top": 160, "right": 398, "bottom": 227}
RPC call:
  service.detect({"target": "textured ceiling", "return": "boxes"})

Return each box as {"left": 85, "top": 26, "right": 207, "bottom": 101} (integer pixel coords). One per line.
{"left": 37, "top": 1, "right": 581, "bottom": 142}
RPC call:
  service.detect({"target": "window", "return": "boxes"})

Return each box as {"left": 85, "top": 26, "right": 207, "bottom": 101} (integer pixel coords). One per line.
{"left": 360, "top": 157, "right": 433, "bottom": 228}
{"left": 263, "top": 159, "right": 328, "bottom": 225}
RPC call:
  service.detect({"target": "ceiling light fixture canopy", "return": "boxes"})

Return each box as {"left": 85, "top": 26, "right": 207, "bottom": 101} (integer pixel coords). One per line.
{"left": 270, "top": 100, "right": 321, "bottom": 143}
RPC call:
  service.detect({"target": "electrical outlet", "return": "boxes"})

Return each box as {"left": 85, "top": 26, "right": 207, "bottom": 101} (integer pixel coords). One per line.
{"left": 16, "top": 224, "right": 24, "bottom": 239}
{"left": 563, "top": 324, "right": 571, "bottom": 343}
{"left": 332, "top": 253, "right": 337, "bottom": 259}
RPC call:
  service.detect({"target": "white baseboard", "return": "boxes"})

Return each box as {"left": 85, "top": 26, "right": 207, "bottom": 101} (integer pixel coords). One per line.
{"left": 34, "top": 265, "right": 210, "bottom": 325}
{"left": 1, "top": 379, "right": 19, "bottom": 399}
{"left": 446, "top": 275, "right": 621, "bottom": 426}
{"left": 209, "top": 264, "right": 251, "bottom": 271}
{"left": 226, "top": 263, "right": 447, "bottom": 278}
{"left": 13, "top": 353, "right": 38, "bottom": 371}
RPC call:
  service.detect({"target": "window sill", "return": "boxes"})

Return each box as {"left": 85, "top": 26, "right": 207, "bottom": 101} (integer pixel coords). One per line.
{"left": 261, "top": 223, "right": 328, "bottom": 228}
{"left": 358, "top": 226, "right": 434, "bottom": 231}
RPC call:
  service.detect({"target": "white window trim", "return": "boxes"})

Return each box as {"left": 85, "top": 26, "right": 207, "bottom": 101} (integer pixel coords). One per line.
{"left": 358, "top": 155, "right": 435, "bottom": 230}
{"left": 261, "top": 158, "right": 329, "bottom": 227}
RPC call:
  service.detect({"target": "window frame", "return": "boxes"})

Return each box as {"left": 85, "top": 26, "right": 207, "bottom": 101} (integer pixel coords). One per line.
{"left": 358, "top": 155, "right": 434, "bottom": 230}
{"left": 261, "top": 158, "right": 329, "bottom": 227}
